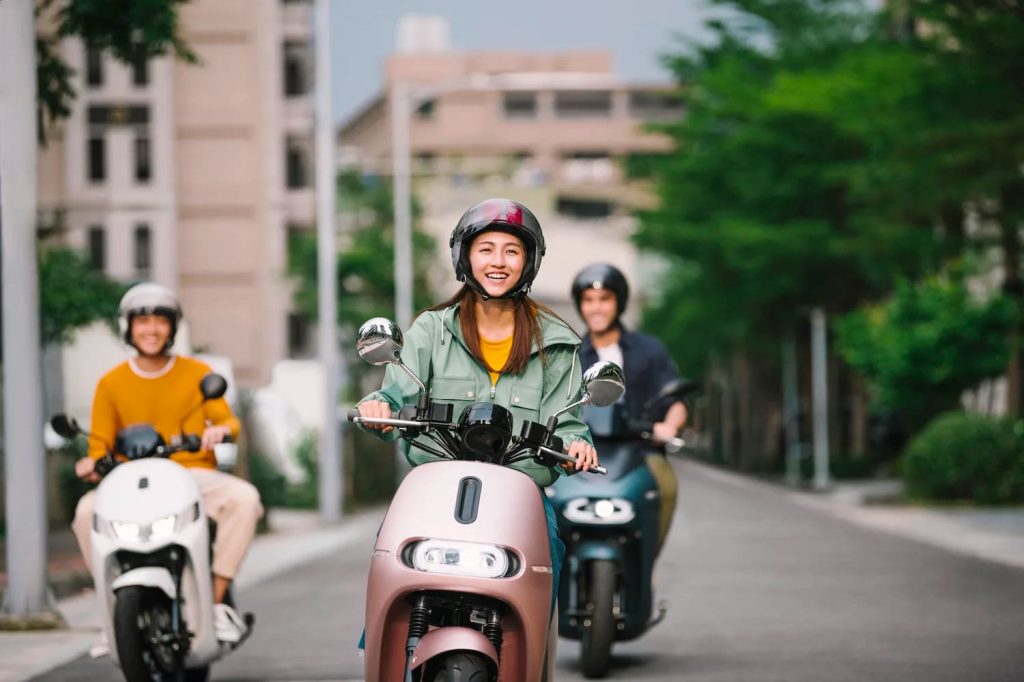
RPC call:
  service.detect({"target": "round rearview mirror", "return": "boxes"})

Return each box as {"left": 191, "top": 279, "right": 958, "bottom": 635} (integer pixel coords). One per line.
{"left": 200, "top": 373, "right": 228, "bottom": 401}
{"left": 50, "top": 414, "right": 80, "bottom": 439}
{"left": 357, "top": 317, "right": 404, "bottom": 366}
{"left": 582, "top": 361, "right": 625, "bottom": 407}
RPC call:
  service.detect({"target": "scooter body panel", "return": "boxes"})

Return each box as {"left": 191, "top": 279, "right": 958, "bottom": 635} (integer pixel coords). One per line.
{"left": 551, "top": 439, "right": 662, "bottom": 642}
{"left": 90, "top": 458, "right": 220, "bottom": 668}
{"left": 365, "top": 460, "right": 554, "bottom": 682}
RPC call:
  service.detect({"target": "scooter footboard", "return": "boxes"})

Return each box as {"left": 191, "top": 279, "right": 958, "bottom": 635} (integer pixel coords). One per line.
{"left": 410, "top": 627, "right": 499, "bottom": 671}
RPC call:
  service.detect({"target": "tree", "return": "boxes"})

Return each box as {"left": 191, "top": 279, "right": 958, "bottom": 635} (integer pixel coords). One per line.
{"left": 38, "top": 246, "right": 126, "bottom": 345}
{"left": 287, "top": 171, "right": 436, "bottom": 384}
{"left": 836, "top": 276, "right": 1016, "bottom": 431}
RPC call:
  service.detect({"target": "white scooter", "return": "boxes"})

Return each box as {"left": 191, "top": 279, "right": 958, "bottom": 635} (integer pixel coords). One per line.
{"left": 51, "top": 373, "right": 253, "bottom": 682}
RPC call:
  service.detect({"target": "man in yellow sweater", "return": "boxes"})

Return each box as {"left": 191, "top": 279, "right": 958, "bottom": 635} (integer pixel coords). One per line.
{"left": 72, "top": 282, "right": 263, "bottom": 645}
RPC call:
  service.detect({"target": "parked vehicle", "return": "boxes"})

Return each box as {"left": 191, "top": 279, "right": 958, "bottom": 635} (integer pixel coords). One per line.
{"left": 50, "top": 373, "right": 253, "bottom": 682}
{"left": 347, "top": 317, "right": 623, "bottom": 682}
{"left": 549, "top": 380, "right": 693, "bottom": 678}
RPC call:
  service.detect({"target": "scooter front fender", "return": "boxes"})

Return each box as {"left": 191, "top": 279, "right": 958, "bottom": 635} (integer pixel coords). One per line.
{"left": 574, "top": 540, "right": 624, "bottom": 564}
{"left": 409, "top": 627, "right": 498, "bottom": 671}
{"left": 111, "top": 566, "right": 176, "bottom": 599}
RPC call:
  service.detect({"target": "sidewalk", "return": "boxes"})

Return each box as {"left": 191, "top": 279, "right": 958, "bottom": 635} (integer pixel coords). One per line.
{"left": 691, "top": 459, "right": 1024, "bottom": 571}
{"left": 0, "top": 507, "right": 384, "bottom": 682}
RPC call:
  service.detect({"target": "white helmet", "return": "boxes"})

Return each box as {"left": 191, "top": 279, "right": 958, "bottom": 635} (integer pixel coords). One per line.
{"left": 118, "top": 282, "right": 183, "bottom": 351}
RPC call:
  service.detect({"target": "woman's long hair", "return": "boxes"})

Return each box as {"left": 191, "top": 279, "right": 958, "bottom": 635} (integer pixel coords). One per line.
{"left": 429, "top": 286, "right": 570, "bottom": 375}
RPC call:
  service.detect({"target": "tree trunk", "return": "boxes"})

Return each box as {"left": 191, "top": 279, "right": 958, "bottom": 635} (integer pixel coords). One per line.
{"left": 849, "top": 372, "right": 868, "bottom": 458}
{"left": 999, "top": 181, "right": 1024, "bottom": 418}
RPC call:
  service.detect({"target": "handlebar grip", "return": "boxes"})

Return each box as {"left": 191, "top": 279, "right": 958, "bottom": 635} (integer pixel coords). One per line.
{"left": 347, "top": 408, "right": 361, "bottom": 422}
{"left": 94, "top": 455, "right": 116, "bottom": 477}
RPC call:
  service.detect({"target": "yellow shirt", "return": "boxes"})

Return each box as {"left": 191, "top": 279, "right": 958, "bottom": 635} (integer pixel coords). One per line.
{"left": 479, "top": 334, "right": 513, "bottom": 385}
{"left": 88, "top": 356, "right": 240, "bottom": 469}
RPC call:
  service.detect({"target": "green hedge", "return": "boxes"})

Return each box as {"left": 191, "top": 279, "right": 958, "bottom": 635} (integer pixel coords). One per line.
{"left": 902, "top": 411, "right": 1024, "bottom": 504}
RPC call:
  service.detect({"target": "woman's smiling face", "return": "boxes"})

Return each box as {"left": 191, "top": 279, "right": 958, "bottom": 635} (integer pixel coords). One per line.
{"left": 468, "top": 229, "right": 526, "bottom": 298}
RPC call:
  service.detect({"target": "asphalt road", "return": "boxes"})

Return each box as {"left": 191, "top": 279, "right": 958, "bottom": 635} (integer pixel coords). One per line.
{"left": 35, "top": 459, "right": 1024, "bottom": 681}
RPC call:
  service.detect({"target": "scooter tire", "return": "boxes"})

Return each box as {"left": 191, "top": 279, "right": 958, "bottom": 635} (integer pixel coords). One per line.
{"left": 426, "top": 651, "right": 492, "bottom": 681}
{"left": 580, "top": 559, "right": 616, "bottom": 679}
{"left": 184, "top": 666, "right": 210, "bottom": 682}
{"left": 114, "top": 586, "right": 184, "bottom": 682}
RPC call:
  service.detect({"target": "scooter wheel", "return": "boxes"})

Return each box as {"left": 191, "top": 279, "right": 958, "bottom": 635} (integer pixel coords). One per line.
{"left": 113, "top": 586, "right": 184, "bottom": 681}
{"left": 580, "top": 559, "right": 616, "bottom": 678}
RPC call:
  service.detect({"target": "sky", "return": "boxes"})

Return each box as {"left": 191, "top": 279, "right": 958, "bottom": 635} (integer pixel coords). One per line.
{"left": 329, "top": 0, "right": 713, "bottom": 124}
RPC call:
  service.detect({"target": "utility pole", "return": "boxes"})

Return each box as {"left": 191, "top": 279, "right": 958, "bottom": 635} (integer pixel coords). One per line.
{"left": 390, "top": 82, "right": 414, "bottom": 331}
{"left": 810, "top": 308, "right": 831, "bottom": 491}
{"left": 389, "top": 82, "right": 414, "bottom": 485}
{"left": 782, "top": 333, "right": 801, "bottom": 487}
{"left": 0, "top": 0, "right": 55, "bottom": 620}
{"left": 315, "top": 0, "right": 342, "bottom": 522}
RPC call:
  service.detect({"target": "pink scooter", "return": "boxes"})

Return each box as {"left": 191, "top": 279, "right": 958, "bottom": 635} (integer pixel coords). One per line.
{"left": 348, "top": 318, "right": 623, "bottom": 682}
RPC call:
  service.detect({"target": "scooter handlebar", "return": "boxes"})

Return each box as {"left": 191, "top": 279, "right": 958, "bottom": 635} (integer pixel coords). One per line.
{"left": 536, "top": 444, "right": 607, "bottom": 475}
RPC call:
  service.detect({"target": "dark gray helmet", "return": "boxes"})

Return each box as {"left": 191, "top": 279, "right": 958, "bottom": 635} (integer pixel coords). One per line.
{"left": 449, "top": 198, "right": 545, "bottom": 299}
{"left": 571, "top": 263, "right": 630, "bottom": 316}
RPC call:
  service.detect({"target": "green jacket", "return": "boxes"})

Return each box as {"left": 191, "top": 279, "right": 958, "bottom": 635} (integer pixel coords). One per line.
{"left": 357, "top": 303, "right": 593, "bottom": 486}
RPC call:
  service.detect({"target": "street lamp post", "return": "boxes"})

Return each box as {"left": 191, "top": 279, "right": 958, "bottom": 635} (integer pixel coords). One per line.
{"left": 0, "top": 0, "right": 55, "bottom": 621}
{"left": 315, "top": 0, "right": 343, "bottom": 522}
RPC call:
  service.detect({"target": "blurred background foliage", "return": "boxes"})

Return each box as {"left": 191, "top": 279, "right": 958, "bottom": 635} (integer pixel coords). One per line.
{"left": 638, "top": 0, "right": 1024, "bottom": 497}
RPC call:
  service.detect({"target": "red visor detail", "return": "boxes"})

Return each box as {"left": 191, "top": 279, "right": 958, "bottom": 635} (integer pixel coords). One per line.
{"left": 479, "top": 199, "right": 523, "bottom": 226}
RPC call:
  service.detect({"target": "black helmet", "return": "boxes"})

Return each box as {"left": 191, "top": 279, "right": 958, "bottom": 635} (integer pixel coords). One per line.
{"left": 449, "top": 198, "right": 546, "bottom": 299}
{"left": 571, "top": 263, "right": 630, "bottom": 316}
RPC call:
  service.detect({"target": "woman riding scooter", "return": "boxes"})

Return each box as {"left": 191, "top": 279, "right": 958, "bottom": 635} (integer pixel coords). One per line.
{"left": 355, "top": 198, "right": 600, "bottom": 678}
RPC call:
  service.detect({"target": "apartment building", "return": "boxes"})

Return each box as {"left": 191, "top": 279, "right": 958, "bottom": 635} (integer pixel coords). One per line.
{"left": 38, "top": 0, "right": 316, "bottom": 386}
{"left": 337, "top": 40, "right": 680, "bottom": 323}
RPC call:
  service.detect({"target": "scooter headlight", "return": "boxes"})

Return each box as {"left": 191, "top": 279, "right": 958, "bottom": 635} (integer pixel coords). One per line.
{"left": 411, "top": 539, "right": 510, "bottom": 579}
{"left": 149, "top": 514, "right": 177, "bottom": 540}
{"left": 563, "top": 497, "right": 635, "bottom": 525}
{"left": 103, "top": 505, "right": 197, "bottom": 542}
{"left": 110, "top": 521, "right": 142, "bottom": 542}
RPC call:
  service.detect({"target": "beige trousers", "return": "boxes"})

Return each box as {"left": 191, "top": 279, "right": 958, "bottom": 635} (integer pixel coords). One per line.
{"left": 645, "top": 454, "right": 678, "bottom": 551}
{"left": 72, "top": 467, "right": 264, "bottom": 580}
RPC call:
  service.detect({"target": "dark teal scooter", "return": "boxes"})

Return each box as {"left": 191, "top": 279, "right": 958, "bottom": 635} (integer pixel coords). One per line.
{"left": 549, "top": 381, "right": 690, "bottom": 678}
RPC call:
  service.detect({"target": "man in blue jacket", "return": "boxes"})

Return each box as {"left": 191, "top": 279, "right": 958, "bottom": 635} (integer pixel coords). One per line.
{"left": 572, "top": 263, "right": 687, "bottom": 549}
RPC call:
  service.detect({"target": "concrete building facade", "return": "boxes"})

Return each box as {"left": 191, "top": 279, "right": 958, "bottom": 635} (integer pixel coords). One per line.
{"left": 337, "top": 42, "right": 680, "bottom": 324}
{"left": 38, "top": 0, "right": 316, "bottom": 386}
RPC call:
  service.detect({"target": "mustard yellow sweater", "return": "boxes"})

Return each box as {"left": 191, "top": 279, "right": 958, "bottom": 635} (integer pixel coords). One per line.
{"left": 88, "top": 356, "right": 240, "bottom": 469}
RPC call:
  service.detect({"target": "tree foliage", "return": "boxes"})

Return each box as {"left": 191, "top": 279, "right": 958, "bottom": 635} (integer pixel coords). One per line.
{"left": 287, "top": 170, "right": 436, "bottom": 345}
{"left": 38, "top": 246, "right": 126, "bottom": 345}
{"left": 836, "top": 277, "right": 1016, "bottom": 430}
{"left": 640, "top": 0, "right": 1024, "bottom": 434}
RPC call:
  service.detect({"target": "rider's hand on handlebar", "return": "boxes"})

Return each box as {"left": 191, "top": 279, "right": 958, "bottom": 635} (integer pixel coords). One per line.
{"left": 651, "top": 421, "right": 679, "bottom": 444}
{"left": 358, "top": 401, "right": 394, "bottom": 434}
{"left": 563, "top": 440, "right": 599, "bottom": 473}
{"left": 201, "top": 425, "right": 232, "bottom": 452}
{"left": 75, "top": 456, "right": 100, "bottom": 483}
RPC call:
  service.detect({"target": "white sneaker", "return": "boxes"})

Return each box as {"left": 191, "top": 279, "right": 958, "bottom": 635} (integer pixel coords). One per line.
{"left": 89, "top": 630, "right": 110, "bottom": 658}
{"left": 214, "top": 603, "right": 246, "bottom": 644}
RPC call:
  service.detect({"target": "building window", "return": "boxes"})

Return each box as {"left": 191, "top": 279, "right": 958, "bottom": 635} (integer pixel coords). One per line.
{"left": 132, "top": 52, "right": 149, "bottom": 87}
{"left": 629, "top": 91, "right": 683, "bottom": 121}
{"left": 87, "top": 135, "right": 106, "bottom": 182}
{"left": 134, "top": 225, "right": 152, "bottom": 277}
{"left": 286, "top": 137, "right": 310, "bottom": 189}
{"left": 134, "top": 134, "right": 152, "bottom": 183}
{"left": 414, "top": 98, "right": 435, "bottom": 120}
{"left": 283, "top": 40, "right": 311, "bottom": 97}
{"left": 87, "top": 226, "right": 106, "bottom": 270}
{"left": 85, "top": 45, "right": 103, "bottom": 88}
{"left": 554, "top": 90, "right": 612, "bottom": 118}
{"left": 503, "top": 92, "right": 537, "bottom": 119}
{"left": 556, "top": 197, "right": 614, "bottom": 219}
{"left": 287, "top": 312, "right": 311, "bottom": 357}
